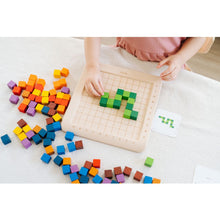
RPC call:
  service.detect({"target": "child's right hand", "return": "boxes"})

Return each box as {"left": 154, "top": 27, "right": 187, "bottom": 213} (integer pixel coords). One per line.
{"left": 84, "top": 65, "right": 104, "bottom": 97}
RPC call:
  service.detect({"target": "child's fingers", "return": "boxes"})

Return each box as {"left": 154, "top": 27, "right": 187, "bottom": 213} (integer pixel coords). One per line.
{"left": 161, "top": 68, "right": 177, "bottom": 81}
{"left": 157, "top": 57, "right": 169, "bottom": 68}
{"left": 85, "top": 82, "right": 100, "bottom": 97}
{"left": 92, "top": 80, "right": 103, "bottom": 96}
{"left": 160, "top": 65, "right": 173, "bottom": 77}
{"left": 98, "top": 79, "right": 104, "bottom": 94}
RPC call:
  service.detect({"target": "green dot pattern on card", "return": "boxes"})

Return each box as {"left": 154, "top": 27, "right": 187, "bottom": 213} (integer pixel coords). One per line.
{"left": 159, "top": 116, "right": 174, "bottom": 128}
{"left": 99, "top": 89, "right": 138, "bottom": 120}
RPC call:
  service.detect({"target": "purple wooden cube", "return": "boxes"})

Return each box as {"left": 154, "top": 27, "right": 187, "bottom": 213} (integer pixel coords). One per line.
{"left": 102, "top": 178, "right": 112, "bottom": 184}
{"left": 7, "top": 80, "right": 17, "bottom": 90}
{"left": 26, "top": 130, "right": 35, "bottom": 140}
{"left": 61, "top": 87, "right": 70, "bottom": 94}
{"left": 70, "top": 164, "right": 79, "bottom": 173}
{"left": 116, "top": 174, "right": 125, "bottom": 183}
{"left": 26, "top": 107, "right": 36, "bottom": 116}
{"left": 9, "top": 94, "right": 19, "bottom": 104}
{"left": 28, "top": 101, "right": 37, "bottom": 108}
{"left": 21, "top": 138, "right": 32, "bottom": 149}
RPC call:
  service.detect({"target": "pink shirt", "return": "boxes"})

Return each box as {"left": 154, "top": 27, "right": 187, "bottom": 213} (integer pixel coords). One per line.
{"left": 116, "top": 37, "right": 187, "bottom": 62}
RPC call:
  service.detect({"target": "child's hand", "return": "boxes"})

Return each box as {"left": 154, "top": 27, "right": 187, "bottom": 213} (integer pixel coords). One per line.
{"left": 157, "top": 54, "right": 184, "bottom": 81}
{"left": 84, "top": 65, "right": 104, "bottom": 97}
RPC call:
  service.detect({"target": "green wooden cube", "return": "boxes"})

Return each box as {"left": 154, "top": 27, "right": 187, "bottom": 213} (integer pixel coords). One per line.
{"left": 113, "top": 100, "right": 121, "bottom": 109}
{"left": 129, "top": 92, "right": 137, "bottom": 100}
{"left": 116, "top": 89, "right": 124, "bottom": 96}
{"left": 130, "top": 110, "right": 138, "bottom": 120}
{"left": 107, "top": 99, "right": 114, "bottom": 108}
{"left": 144, "top": 157, "right": 154, "bottom": 167}
{"left": 123, "top": 109, "right": 132, "bottom": 119}
{"left": 125, "top": 103, "right": 133, "bottom": 110}
{"left": 101, "top": 92, "right": 109, "bottom": 99}
{"left": 114, "top": 94, "right": 122, "bottom": 101}
{"left": 127, "top": 98, "right": 135, "bottom": 104}
{"left": 99, "top": 97, "right": 108, "bottom": 107}
{"left": 122, "top": 91, "right": 130, "bottom": 100}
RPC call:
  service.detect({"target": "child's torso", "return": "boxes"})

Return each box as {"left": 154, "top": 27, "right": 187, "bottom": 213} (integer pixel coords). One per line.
{"left": 116, "top": 37, "right": 187, "bottom": 61}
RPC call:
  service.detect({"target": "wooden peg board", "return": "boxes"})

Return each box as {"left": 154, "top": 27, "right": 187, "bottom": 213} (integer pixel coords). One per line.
{"left": 62, "top": 64, "right": 162, "bottom": 152}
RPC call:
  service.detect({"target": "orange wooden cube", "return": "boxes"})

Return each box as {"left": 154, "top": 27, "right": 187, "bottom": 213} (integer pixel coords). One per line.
{"left": 152, "top": 178, "right": 161, "bottom": 184}
{"left": 21, "top": 90, "right": 30, "bottom": 98}
{"left": 71, "top": 179, "right": 80, "bottom": 184}
{"left": 35, "top": 96, "right": 42, "bottom": 103}
{"left": 26, "top": 85, "right": 34, "bottom": 93}
{"left": 18, "top": 81, "right": 26, "bottom": 89}
{"left": 57, "top": 105, "right": 66, "bottom": 114}
{"left": 61, "top": 67, "right": 69, "bottom": 77}
{"left": 27, "top": 80, "right": 35, "bottom": 87}
{"left": 63, "top": 157, "right": 71, "bottom": 165}
{"left": 22, "top": 98, "right": 31, "bottom": 106}
{"left": 45, "top": 145, "right": 54, "bottom": 155}
{"left": 59, "top": 78, "right": 67, "bottom": 87}
{"left": 89, "top": 167, "right": 98, "bottom": 177}
{"left": 93, "top": 159, "right": 101, "bottom": 168}
{"left": 62, "top": 94, "right": 71, "bottom": 101}
{"left": 12, "top": 86, "right": 22, "bottom": 96}
{"left": 61, "top": 99, "right": 69, "bottom": 107}
{"left": 28, "top": 94, "right": 36, "bottom": 101}
{"left": 53, "top": 80, "right": 62, "bottom": 90}
{"left": 29, "top": 74, "right": 38, "bottom": 82}
{"left": 35, "top": 84, "right": 44, "bottom": 91}
{"left": 55, "top": 98, "right": 62, "bottom": 105}
{"left": 49, "top": 89, "right": 57, "bottom": 96}
{"left": 33, "top": 125, "right": 42, "bottom": 133}
{"left": 18, "top": 103, "right": 28, "bottom": 113}
{"left": 37, "top": 79, "right": 46, "bottom": 87}
{"left": 49, "top": 95, "right": 56, "bottom": 102}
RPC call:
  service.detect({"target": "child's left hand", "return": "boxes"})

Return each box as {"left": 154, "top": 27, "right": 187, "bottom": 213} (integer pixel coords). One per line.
{"left": 157, "top": 54, "right": 184, "bottom": 81}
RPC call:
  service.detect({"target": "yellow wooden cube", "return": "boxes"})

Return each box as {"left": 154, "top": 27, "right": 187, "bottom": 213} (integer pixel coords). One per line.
{"left": 56, "top": 92, "right": 64, "bottom": 99}
{"left": 35, "top": 104, "right": 44, "bottom": 113}
{"left": 42, "top": 97, "right": 49, "bottom": 105}
{"left": 63, "top": 157, "right": 71, "bottom": 165}
{"left": 71, "top": 179, "right": 80, "bottom": 184}
{"left": 54, "top": 69, "right": 61, "bottom": 78}
{"left": 13, "top": 126, "right": 23, "bottom": 135}
{"left": 23, "top": 124, "right": 32, "bottom": 133}
{"left": 18, "top": 132, "right": 27, "bottom": 141}
{"left": 41, "top": 90, "right": 49, "bottom": 97}
{"left": 89, "top": 167, "right": 98, "bottom": 177}
{"left": 32, "top": 89, "right": 41, "bottom": 96}
{"left": 52, "top": 113, "right": 62, "bottom": 122}
{"left": 45, "top": 145, "right": 54, "bottom": 155}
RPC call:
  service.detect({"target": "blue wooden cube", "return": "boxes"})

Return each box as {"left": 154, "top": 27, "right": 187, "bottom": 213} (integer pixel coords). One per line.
{"left": 62, "top": 165, "right": 71, "bottom": 175}
{"left": 79, "top": 167, "right": 89, "bottom": 176}
{"left": 46, "top": 132, "right": 55, "bottom": 141}
{"left": 65, "top": 131, "right": 74, "bottom": 141}
{"left": 70, "top": 172, "right": 78, "bottom": 182}
{"left": 92, "top": 174, "right": 103, "bottom": 183}
{"left": 46, "top": 124, "right": 55, "bottom": 132}
{"left": 53, "top": 121, "right": 61, "bottom": 131}
{"left": 67, "top": 142, "right": 76, "bottom": 152}
{"left": 41, "top": 153, "right": 51, "bottom": 164}
{"left": 53, "top": 155, "right": 63, "bottom": 166}
{"left": 143, "top": 176, "right": 153, "bottom": 184}
{"left": 79, "top": 175, "right": 89, "bottom": 183}
{"left": 1, "top": 134, "right": 11, "bottom": 145}
{"left": 41, "top": 106, "right": 50, "bottom": 115}
{"left": 111, "top": 180, "right": 119, "bottom": 184}
{"left": 43, "top": 138, "right": 52, "bottom": 147}
{"left": 32, "top": 134, "right": 42, "bottom": 145}
{"left": 57, "top": 145, "right": 65, "bottom": 155}
{"left": 38, "top": 128, "right": 47, "bottom": 138}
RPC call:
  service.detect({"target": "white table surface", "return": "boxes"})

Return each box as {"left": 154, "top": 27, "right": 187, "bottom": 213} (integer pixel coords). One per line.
{"left": 0, "top": 37, "right": 220, "bottom": 183}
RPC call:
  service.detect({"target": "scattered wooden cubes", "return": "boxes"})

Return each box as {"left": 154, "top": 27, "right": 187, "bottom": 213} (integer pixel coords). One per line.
{"left": 92, "top": 174, "right": 103, "bottom": 183}
{"left": 104, "top": 169, "right": 113, "bottom": 179}
{"left": 61, "top": 67, "right": 69, "bottom": 77}
{"left": 54, "top": 69, "right": 61, "bottom": 78}
{"left": 41, "top": 153, "right": 51, "bottom": 164}
{"left": 9, "top": 94, "right": 19, "bottom": 104}
{"left": 89, "top": 167, "right": 98, "bottom": 176}
{"left": 52, "top": 113, "right": 62, "bottom": 122}
{"left": 63, "top": 157, "right": 71, "bottom": 165}
{"left": 116, "top": 173, "right": 125, "bottom": 183}
{"left": 75, "top": 140, "right": 83, "bottom": 150}
{"left": 7, "top": 80, "right": 17, "bottom": 90}
{"left": 143, "top": 176, "right": 153, "bottom": 184}
{"left": 57, "top": 145, "right": 65, "bottom": 155}
{"left": 53, "top": 155, "right": 63, "bottom": 166}
{"left": 1, "top": 134, "right": 11, "bottom": 145}
{"left": 79, "top": 167, "right": 89, "bottom": 176}
{"left": 152, "top": 178, "right": 161, "bottom": 184}
{"left": 45, "top": 145, "right": 55, "bottom": 155}
{"left": 12, "top": 86, "right": 22, "bottom": 96}
{"left": 84, "top": 161, "right": 93, "bottom": 170}
{"left": 114, "top": 166, "right": 122, "bottom": 176}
